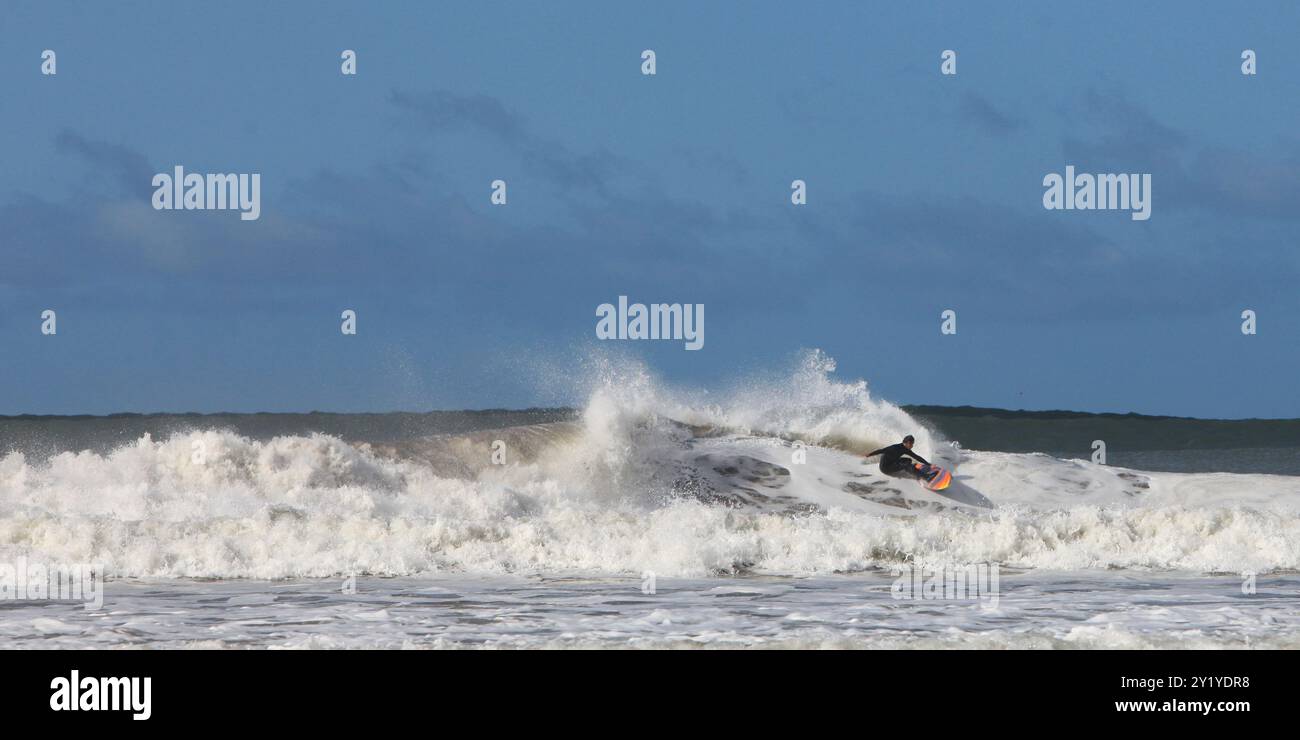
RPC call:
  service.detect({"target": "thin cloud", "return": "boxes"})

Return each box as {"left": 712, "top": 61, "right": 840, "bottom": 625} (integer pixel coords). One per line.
{"left": 958, "top": 93, "right": 1024, "bottom": 136}
{"left": 389, "top": 88, "right": 631, "bottom": 194}
{"left": 55, "top": 130, "right": 156, "bottom": 198}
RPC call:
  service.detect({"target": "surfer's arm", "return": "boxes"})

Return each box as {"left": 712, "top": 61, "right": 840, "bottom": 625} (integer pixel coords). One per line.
{"left": 864, "top": 447, "right": 887, "bottom": 458}
{"left": 907, "top": 452, "right": 931, "bottom": 465}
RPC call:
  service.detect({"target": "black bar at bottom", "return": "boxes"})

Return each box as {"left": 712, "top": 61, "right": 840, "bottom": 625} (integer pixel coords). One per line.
{"left": 3, "top": 649, "right": 1285, "bottom": 727}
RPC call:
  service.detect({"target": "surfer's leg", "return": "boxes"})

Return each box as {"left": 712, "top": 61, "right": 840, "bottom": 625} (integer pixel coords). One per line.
{"left": 882, "top": 461, "right": 918, "bottom": 479}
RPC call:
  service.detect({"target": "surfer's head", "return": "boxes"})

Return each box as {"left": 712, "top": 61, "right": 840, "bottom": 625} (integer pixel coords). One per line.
{"left": 903, "top": 435, "right": 915, "bottom": 448}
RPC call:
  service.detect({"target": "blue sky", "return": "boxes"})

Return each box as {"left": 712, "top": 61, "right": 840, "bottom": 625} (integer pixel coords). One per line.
{"left": 2, "top": 1, "right": 1298, "bottom": 417}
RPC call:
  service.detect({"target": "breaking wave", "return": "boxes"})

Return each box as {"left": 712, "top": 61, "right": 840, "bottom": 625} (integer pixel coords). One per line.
{"left": 1, "top": 351, "right": 1297, "bottom": 579}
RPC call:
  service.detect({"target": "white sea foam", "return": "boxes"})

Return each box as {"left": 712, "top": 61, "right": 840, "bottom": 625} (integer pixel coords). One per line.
{"left": 1, "top": 351, "right": 1297, "bottom": 580}
{"left": 7, "top": 573, "right": 1300, "bottom": 649}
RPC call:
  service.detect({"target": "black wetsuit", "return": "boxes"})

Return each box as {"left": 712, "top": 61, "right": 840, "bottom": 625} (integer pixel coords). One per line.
{"left": 867, "top": 443, "right": 930, "bottom": 478}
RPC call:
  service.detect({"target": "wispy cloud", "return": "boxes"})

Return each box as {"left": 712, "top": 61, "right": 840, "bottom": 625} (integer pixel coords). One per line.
{"left": 389, "top": 88, "right": 631, "bottom": 194}
{"left": 55, "top": 130, "right": 156, "bottom": 198}
{"left": 1061, "top": 88, "right": 1300, "bottom": 223}
{"left": 957, "top": 93, "right": 1024, "bottom": 136}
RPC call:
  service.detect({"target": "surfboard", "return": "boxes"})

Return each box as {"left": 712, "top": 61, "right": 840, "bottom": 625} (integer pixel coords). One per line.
{"left": 914, "top": 462, "right": 952, "bottom": 491}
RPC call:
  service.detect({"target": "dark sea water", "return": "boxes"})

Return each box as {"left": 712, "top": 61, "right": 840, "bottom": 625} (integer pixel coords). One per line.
{"left": 0, "top": 409, "right": 576, "bottom": 459}
{"left": 1, "top": 405, "right": 1297, "bottom": 474}
{"left": 905, "top": 405, "right": 1300, "bottom": 475}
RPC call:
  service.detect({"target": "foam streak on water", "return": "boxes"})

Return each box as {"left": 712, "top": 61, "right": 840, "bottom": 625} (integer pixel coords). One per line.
{"left": 6, "top": 573, "right": 1298, "bottom": 649}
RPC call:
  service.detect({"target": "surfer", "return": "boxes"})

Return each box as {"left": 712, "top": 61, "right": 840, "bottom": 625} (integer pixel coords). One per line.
{"left": 865, "top": 435, "right": 930, "bottom": 479}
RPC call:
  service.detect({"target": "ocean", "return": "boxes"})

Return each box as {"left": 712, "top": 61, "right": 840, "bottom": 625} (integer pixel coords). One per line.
{"left": 3, "top": 356, "right": 1298, "bottom": 648}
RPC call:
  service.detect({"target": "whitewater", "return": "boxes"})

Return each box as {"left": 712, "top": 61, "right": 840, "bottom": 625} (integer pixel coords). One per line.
{"left": 2, "top": 351, "right": 1298, "bottom": 648}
